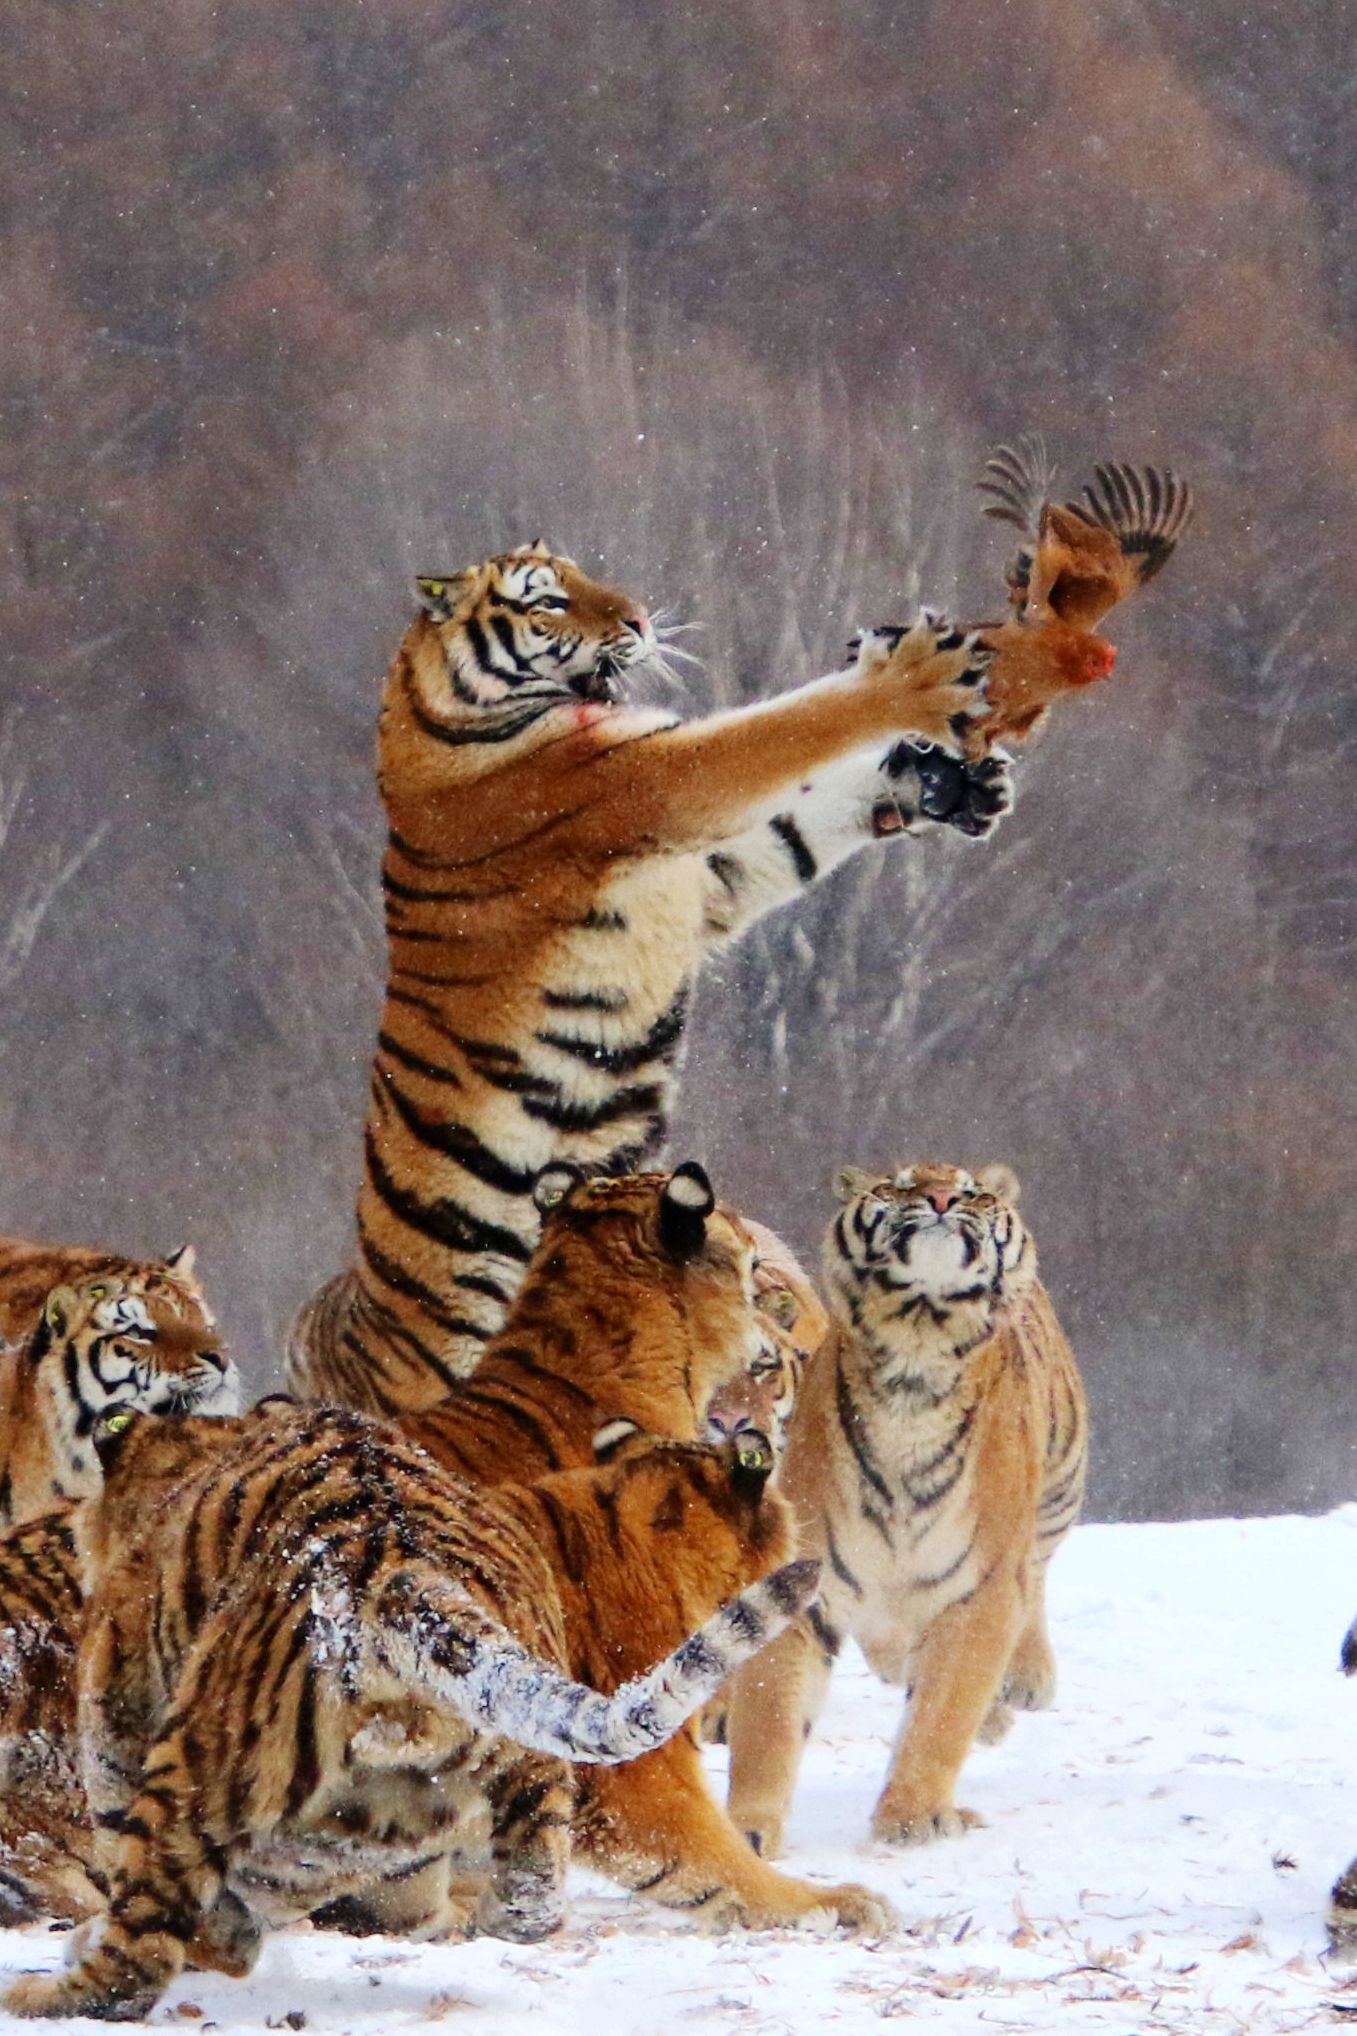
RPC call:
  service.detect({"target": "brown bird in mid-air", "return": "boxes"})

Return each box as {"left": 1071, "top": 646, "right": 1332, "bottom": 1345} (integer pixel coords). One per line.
{"left": 969, "top": 435, "right": 1193, "bottom": 744}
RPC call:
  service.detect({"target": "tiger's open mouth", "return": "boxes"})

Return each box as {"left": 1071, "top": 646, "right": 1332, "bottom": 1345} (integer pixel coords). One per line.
{"left": 574, "top": 639, "right": 644, "bottom": 704}
{"left": 572, "top": 661, "right": 624, "bottom": 705}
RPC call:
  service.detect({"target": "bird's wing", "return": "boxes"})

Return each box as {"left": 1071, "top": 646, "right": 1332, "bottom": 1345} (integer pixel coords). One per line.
{"left": 1064, "top": 463, "right": 1194, "bottom": 590}
{"left": 978, "top": 436, "right": 1060, "bottom": 614}
{"left": 977, "top": 435, "right": 1058, "bottom": 535}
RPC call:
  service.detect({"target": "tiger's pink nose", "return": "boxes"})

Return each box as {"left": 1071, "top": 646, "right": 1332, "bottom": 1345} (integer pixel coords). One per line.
{"left": 925, "top": 1188, "right": 957, "bottom": 1214}
{"left": 625, "top": 609, "right": 650, "bottom": 637}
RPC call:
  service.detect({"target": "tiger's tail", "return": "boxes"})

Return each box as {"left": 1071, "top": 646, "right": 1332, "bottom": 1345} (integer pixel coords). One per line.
{"left": 369, "top": 1558, "right": 821, "bottom": 1765}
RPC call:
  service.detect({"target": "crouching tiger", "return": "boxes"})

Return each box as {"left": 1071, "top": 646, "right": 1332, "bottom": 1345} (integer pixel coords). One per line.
{"left": 1, "top": 1404, "right": 889, "bottom": 2022}
{"left": 724, "top": 1161, "right": 1087, "bottom": 1854}
{"left": 288, "top": 540, "right": 1014, "bottom": 1416}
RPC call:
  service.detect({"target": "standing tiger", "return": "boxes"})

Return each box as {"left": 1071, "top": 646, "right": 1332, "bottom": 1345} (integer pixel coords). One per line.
{"left": 723, "top": 1161, "right": 1087, "bottom": 1855}
{"left": 287, "top": 543, "right": 1014, "bottom": 1414}
{"left": 0, "top": 1255, "right": 238, "bottom": 1529}
{"left": 0, "top": 1404, "right": 868, "bottom": 2022}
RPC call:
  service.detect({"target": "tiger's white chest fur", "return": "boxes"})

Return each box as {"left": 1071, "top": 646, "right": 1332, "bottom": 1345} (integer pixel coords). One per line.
{"left": 818, "top": 1360, "right": 987, "bottom": 1687}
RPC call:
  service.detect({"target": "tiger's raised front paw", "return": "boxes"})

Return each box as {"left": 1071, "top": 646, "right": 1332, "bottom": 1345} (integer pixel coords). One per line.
{"left": 847, "top": 613, "right": 993, "bottom": 757}
{"left": 877, "top": 740, "right": 1014, "bottom": 839}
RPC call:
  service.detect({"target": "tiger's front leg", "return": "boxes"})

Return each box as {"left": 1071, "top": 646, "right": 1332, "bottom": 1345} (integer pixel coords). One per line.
{"left": 474, "top": 1752, "right": 574, "bottom": 1943}
{"left": 871, "top": 1561, "right": 1026, "bottom": 1846}
{"left": 577, "top": 1731, "right": 893, "bottom": 1935}
{"left": 702, "top": 738, "right": 1014, "bottom": 947}
{"left": 723, "top": 1614, "right": 835, "bottom": 1863}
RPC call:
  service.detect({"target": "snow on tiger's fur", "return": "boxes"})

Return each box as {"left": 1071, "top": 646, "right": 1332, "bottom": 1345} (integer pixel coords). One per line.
{"left": 1, "top": 1402, "right": 894, "bottom": 2022}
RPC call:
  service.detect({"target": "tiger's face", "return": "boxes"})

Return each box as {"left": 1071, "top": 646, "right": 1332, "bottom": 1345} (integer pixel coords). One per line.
{"left": 40, "top": 1276, "right": 242, "bottom": 1430}
{"left": 414, "top": 541, "right": 655, "bottom": 711}
{"left": 704, "top": 1246, "right": 818, "bottom": 1454}
{"left": 825, "top": 1162, "right": 1032, "bottom": 1352}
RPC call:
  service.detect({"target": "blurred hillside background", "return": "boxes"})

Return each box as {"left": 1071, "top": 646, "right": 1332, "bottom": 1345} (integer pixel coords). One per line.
{"left": 1, "top": 0, "right": 1353, "bottom": 1517}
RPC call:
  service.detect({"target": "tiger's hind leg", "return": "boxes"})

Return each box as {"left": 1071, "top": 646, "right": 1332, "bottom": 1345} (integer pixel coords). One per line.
{"left": 3, "top": 1722, "right": 229, "bottom": 2021}
{"left": 872, "top": 1563, "right": 1025, "bottom": 1846}
{"left": 977, "top": 1574, "right": 1058, "bottom": 1744}
{"left": 724, "top": 1613, "right": 835, "bottom": 1863}
{"left": 578, "top": 1732, "right": 892, "bottom": 1935}
{"left": 474, "top": 1753, "right": 573, "bottom": 1944}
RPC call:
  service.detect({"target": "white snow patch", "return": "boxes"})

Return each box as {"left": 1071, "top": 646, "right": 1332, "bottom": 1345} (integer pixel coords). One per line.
{"left": 1, "top": 1508, "right": 1355, "bottom": 2033}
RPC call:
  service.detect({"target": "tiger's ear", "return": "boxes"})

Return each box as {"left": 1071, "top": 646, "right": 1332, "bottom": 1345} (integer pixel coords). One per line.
{"left": 533, "top": 1163, "right": 586, "bottom": 1216}
{"left": 163, "top": 1244, "right": 197, "bottom": 1281}
{"left": 42, "top": 1285, "right": 80, "bottom": 1338}
{"left": 92, "top": 1406, "right": 141, "bottom": 1474}
{"left": 592, "top": 1416, "right": 642, "bottom": 1463}
{"left": 512, "top": 538, "right": 554, "bottom": 560}
{"left": 832, "top": 1166, "right": 878, "bottom": 1204}
{"left": 728, "top": 1428, "right": 776, "bottom": 1497}
{"left": 755, "top": 1284, "right": 798, "bottom": 1332}
{"left": 658, "top": 1162, "right": 715, "bottom": 1261}
{"left": 415, "top": 573, "right": 469, "bottom": 622}
{"left": 974, "top": 1163, "right": 1021, "bottom": 1205}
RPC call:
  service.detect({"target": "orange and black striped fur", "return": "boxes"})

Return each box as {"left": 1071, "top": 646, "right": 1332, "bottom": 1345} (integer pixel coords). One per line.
{"left": 0, "top": 1511, "right": 99, "bottom": 1926}
{"left": 724, "top": 1162, "right": 1087, "bottom": 1855}
{"left": 0, "top": 1175, "right": 878, "bottom": 1944}
{"left": 703, "top": 1217, "right": 828, "bottom": 1456}
{"left": 0, "top": 1272, "right": 237, "bottom": 1927}
{"left": 0, "top": 1405, "right": 852, "bottom": 2020}
{"left": 0, "top": 1261, "right": 238, "bottom": 1530}
{"left": 0, "top": 1237, "right": 206, "bottom": 1349}
{"left": 401, "top": 1161, "right": 769, "bottom": 1484}
{"left": 287, "top": 542, "right": 1012, "bottom": 1415}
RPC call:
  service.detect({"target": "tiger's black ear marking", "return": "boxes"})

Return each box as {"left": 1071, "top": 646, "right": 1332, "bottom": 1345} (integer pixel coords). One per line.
{"left": 658, "top": 1162, "right": 715, "bottom": 1261}
{"left": 534, "top": 1163, "right": 586, "bottom": 1216}
{"left": 92, "top": 1406, "right": 141, "bottom": 1474}
{"left": 592, "top": 1417, "right": 641, "bottom": 1462}
{"left": 163, "top": 1244, "right": 197, "bottom": 1278}
{"left": 729, "top": 1429, "right": 776, "bottom": 1498}
{"left": 415, "top": 575, "right": 463, "bottom": 621}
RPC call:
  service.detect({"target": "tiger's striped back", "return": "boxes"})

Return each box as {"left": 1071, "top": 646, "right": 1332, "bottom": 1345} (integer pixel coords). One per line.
{"left": 9, "top": 1402, "right": 817, "bottom": 2019}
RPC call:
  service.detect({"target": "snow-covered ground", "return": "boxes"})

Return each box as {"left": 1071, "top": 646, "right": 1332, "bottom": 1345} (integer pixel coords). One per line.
{"left": 1, "top": 1508, "right": 1354, "bottom": 2034}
